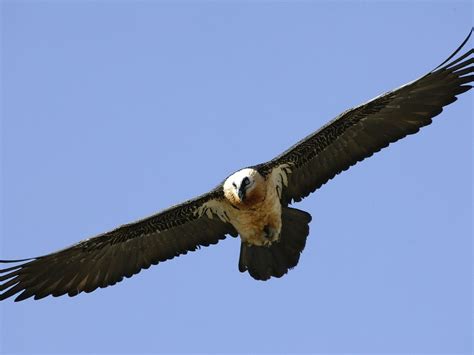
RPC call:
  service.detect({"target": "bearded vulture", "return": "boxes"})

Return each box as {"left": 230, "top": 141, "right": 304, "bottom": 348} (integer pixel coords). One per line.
{"left": 1, "top": 32, "right": 473, "bottom": 302}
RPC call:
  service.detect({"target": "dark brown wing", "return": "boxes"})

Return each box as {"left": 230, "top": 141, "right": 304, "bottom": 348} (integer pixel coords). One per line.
{"left": 0, "top": 188, "right": 236, "bottom": 302}
{"left": 259, "top": 31, "right": 473, "bottom": 205}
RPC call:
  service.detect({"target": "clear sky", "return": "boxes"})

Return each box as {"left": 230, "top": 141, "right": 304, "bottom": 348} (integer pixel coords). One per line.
{"left": 0, "top": 1, "right": 472, "bottom": 354}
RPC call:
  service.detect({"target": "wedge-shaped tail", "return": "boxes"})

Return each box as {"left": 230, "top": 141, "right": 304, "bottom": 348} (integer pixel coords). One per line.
{"left": 239, "top": 207, "right": 312, "bottom": 280}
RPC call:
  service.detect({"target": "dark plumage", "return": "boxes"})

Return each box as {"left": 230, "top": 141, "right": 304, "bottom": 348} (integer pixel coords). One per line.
{"left": 1, "top": 30, "right": 472, "bottom": 301}
{"left": 258, "top": 32, "right": 473, "bottom": 205}
{"left": 239, "top": 207, "right": 311, "bottom": 280}
{"left": 0, "top": 190, "right": 237, "bottom": 301}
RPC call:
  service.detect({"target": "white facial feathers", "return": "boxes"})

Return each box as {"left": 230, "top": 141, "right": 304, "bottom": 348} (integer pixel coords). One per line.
{"left": 223, "top": 168, "right": 260, "bottom": 204}
{"left": 224, "top": 168, "right": 256, "bottom": 193}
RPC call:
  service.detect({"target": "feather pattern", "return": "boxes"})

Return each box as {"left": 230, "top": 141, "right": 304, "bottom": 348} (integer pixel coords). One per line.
{"left": 1, "top": 31, "right": 473, "bottom": 301}
{"left": 258, "top": 32, "right": 473, "bottom": 205}
{"left": 0, "top": 188, "right": 237, "bottom": 301}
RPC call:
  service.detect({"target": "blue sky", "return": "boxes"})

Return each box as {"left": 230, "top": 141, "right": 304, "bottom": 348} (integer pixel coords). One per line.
{"left": 0, "top": 1, "right": 472, "bottom": 354}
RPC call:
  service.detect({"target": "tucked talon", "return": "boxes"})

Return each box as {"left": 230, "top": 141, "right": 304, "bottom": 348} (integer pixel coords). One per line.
{"left": 262, "top": 225, "right": 279, "bottom": 246}
{"left": 263, "top": 225, "right": 272, "bottom": 238}
{"left": 263, "top": 224, "right": 278, "bottom": 239}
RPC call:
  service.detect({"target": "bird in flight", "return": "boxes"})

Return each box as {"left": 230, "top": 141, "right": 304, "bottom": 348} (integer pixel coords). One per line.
{"left": 1, "top": 31, "right": 473, "bottom": 302}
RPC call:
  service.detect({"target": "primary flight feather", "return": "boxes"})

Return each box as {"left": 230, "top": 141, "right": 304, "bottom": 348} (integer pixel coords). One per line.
{"left": 1, "top": 31, "right": 473, "bottom": 301}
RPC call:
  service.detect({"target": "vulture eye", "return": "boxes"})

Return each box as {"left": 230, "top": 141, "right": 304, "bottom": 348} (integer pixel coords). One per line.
{"left": 242, "top": 177, "right": 250, "bottom": 186}
{"left": 232, "top": 182, "right": 237, "bottom": 188}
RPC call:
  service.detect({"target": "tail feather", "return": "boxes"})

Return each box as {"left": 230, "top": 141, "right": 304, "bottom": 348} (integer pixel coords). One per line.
{"left": 238, "top": 207, "right": 312, "bottom": 281}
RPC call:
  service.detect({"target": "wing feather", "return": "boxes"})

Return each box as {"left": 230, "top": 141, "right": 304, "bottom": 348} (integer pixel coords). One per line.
{"left": 0, "top": 187, "right": 236, "bottom": 301}
{"left": 259, "top": 32, "right": 473, "bottom": 205}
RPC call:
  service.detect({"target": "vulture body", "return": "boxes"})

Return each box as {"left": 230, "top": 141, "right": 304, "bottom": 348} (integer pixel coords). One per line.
{"left": 1, "top": 31, "right": 473, "bottom": 301}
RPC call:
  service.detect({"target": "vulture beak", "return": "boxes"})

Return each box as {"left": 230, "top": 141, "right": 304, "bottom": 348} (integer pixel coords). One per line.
{"left": 238, "top": 185, "right": 246, "bottom": 201}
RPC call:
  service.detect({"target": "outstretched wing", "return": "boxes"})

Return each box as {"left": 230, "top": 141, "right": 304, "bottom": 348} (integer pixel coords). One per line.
{"left": 259, "top": 31, "right": 473, "bottom": 205}
{"left": 0, "top": 188, "right": 236, "bottom": 302}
